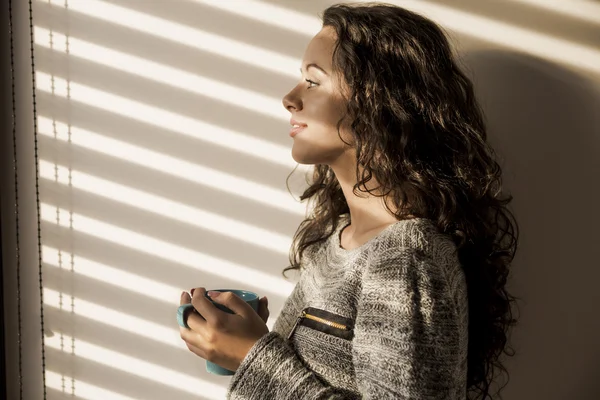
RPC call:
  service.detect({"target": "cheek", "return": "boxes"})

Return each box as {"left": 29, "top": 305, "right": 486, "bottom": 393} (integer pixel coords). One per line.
{"left": 306, "top": 93, "right": 346, "bottom": 127}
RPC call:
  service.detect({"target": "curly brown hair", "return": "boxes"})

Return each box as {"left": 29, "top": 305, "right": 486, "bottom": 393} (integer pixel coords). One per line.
{"left": 281, "top": 2, "right": 520, "bottom": 399}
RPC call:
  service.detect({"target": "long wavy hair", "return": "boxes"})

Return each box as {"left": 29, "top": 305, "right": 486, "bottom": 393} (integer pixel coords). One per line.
{"left": 282, "top": 2, "right": 520, "bottom": 399}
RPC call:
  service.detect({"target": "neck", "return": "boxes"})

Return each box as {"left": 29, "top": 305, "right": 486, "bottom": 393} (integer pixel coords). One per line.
{"left": 330, "top": 154, "right": 399, "bottom": 236}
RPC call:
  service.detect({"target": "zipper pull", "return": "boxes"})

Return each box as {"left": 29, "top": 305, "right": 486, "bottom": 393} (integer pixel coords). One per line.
{"left": 287, "top": 310, "right": 306, "bottom": 340}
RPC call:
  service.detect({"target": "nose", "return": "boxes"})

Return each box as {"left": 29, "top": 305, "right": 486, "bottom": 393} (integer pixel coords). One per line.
{"left": 282, "top": 87, "right": 301, "bottom": 112}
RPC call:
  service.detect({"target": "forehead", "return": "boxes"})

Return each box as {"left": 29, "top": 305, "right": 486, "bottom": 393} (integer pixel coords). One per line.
{"left": 302, "top": 26, "right": 337, "bottom": 68}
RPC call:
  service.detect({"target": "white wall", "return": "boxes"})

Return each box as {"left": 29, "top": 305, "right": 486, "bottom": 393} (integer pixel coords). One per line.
{"left": 2, "top": 1, "right": 599, "bottom": 399}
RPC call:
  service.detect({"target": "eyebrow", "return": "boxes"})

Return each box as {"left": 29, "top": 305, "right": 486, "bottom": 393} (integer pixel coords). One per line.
{"left": 299, "top": 63, "right": 328, "bottom": 76}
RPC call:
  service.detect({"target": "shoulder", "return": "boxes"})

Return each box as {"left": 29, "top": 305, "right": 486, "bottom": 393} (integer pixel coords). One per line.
{"left": 364, "top": 246, "right": 447, "bottom": 292}
{"left": 368, "top": 218, "right": 458, "bottom": 268}
{"left": 362, "top": 219, "right": 467, "bottom": 311}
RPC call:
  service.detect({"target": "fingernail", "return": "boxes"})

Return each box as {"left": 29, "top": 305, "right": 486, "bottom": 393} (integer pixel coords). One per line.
{"left": 181, "top": 291, "right": 186, "bottom": 298}
{"left": 207, "top": 291, "right": 221, "bottom": 298}
{"left": 190, "top": 288, "right": 195, "bottom": 296}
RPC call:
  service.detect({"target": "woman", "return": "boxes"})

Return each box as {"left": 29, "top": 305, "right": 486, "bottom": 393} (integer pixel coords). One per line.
{"left": 179, "top": 3, "right": 519, "bottom": 399}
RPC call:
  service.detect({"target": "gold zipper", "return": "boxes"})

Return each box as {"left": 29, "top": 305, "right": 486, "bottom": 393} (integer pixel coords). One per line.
{"left": 287, "top": 310, "right": 349, "bottom": 340}
{"left": 304, "top": 312, "right": 349, "bottom": 330}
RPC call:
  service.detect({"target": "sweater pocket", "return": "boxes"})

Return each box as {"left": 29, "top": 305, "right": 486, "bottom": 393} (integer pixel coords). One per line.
{"left": 287, "top": 306, "right": 355, "bottom": 341}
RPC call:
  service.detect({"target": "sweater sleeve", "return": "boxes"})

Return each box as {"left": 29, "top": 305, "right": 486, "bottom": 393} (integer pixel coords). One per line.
{"left": 226, "top": 248, "right": 465, "bottom": 399}
{"left": 270, "top": 277, "right": 305, "bottom": 339}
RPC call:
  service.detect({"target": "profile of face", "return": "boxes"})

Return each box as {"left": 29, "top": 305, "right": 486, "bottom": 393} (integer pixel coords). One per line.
{"left": 282, "top": 26, "right": 354, "bottom": 166}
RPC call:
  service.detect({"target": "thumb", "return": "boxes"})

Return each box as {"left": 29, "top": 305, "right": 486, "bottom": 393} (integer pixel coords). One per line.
{"left": 180, "top": 291, "right": 192, "bottom": 306}
{"left": 258, "top": 296, "right": 269, "bottom": 323}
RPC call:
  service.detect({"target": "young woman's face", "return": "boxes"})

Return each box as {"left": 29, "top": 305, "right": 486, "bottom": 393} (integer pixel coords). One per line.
{"left": 282, "top": 26, "right": 354, "bottom": 165}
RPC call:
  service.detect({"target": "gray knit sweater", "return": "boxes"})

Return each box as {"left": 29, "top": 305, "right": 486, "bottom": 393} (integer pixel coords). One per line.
{"left": 227, "top": 214, "right": 469, "bottom": 399}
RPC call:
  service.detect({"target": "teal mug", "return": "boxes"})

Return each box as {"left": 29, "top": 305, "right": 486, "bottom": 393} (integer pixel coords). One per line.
{"left": 177, "top": 289, "right": 260, "bottom": 376}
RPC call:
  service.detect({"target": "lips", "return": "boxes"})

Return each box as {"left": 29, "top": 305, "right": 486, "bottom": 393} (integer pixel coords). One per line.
{"left": 290, "top": 118, "right": 307, "bottom": 138}
{"left": 290, "top": 118, "right": 307, "bottom": 128}
{"left": 289, "top": 125, "right": 306, "bottom": 137}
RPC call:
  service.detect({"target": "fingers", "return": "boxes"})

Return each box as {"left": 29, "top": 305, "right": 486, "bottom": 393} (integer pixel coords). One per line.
{"left": 191, "top": 287, "right": 217, "bottom": 322}
{"left": 258, "top": 296, "right": 269, "bottom": 323}
{"left": 179, "top": 291, "right": 200, "bottom": 330}
{"left": 206, "top": 290, "right": 251, "bottom": 317}
{"left": 187, "top": 342, "right": 205, "bottom": 359}
{"left": 180, "top": 290, "right": 210, "bottom": 332}
{"left": 180, "top": 291, "right": 191, "bottom": 306}
{"left": 180, "top": 327, "right": 206, "bottom": 359}
{"left": 179, "top": 289, "right": 209, "bottom": 361}
{"left": 185, "top": 307, "right": 208, "bottom": 333}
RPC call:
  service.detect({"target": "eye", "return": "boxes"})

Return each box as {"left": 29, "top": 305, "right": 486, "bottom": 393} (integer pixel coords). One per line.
{"left": 305, "top": 79, "right": 318, "bottom": 89}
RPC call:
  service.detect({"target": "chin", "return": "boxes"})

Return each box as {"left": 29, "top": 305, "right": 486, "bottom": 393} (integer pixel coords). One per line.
{"left": 291, "top": 146, "right": 322, "bottom": 165}
{"left": 292, "top": 147, "right": 342, "bottom": 166}
{"left": 291, "top": 139, "right": 344, "bottom": 165}
{"left": 291, "top": 154, "right": 316, "bottom": 165}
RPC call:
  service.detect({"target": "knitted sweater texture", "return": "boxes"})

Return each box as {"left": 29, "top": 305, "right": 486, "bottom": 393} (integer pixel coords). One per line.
{"left": 227, "top": 214, "right": 469, "bottom": 399}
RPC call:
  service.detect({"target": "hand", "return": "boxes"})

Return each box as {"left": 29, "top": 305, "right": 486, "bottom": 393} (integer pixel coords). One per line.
{"left": 179, "top": 288, "right": 270, "bottom": 372}
{"left": 257, "top": 295, "right": 270, "bottom": 324}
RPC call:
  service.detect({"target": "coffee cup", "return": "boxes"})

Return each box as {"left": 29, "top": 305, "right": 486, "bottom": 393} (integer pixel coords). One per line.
{"left": 177, "top": 289, "right": 260, "bottom": 375}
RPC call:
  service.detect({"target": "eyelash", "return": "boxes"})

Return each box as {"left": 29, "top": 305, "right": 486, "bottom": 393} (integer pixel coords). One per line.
{"left": 305, "top": 79, "right": 318, "bottom": 89}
